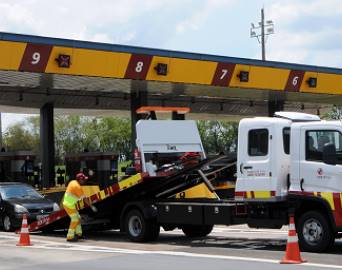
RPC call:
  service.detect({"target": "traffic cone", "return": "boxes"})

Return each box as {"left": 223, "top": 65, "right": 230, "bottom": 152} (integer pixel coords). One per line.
{"left": 17, "top": 214, "right": 32, "bottom": 246}
{"left": 280, "top": 215, "right": 306, "bottom": 264}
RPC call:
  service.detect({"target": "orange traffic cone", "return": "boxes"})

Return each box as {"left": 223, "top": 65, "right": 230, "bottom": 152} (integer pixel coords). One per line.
{"left": 280, "top": 215, "right": 306, "bottom": 264}
{"left": 17, "top": 214, "right": 32, "bottom": 246}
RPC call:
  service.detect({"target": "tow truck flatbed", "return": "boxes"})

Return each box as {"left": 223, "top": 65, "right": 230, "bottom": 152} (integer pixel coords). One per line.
{"left": 28, "top": 156, "right": 227, "bottom": 232}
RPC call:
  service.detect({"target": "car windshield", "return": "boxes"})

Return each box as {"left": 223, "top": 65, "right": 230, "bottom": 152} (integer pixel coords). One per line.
{"left": 0, "top": 185, "right": 43, "bottom": 200}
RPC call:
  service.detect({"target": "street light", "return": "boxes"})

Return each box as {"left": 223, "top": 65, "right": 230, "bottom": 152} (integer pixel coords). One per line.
{"left": 250, "top": 8, "right": 275, "bottom": 61}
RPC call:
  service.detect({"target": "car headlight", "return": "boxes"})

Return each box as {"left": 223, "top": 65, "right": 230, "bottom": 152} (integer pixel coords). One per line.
{"left": 14, "top": 205, "right": 28, "bottom": 213}
{"left": 53, "top": 203, "right": 60, "bottom": 212}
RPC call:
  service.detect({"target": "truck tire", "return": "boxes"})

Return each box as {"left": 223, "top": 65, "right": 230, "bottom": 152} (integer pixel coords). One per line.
{"left": 182, "top": 225, "right": 214, "bottom": 238}
{"left": 297, "top": 211, "right": 334, "bottom": 252}
{"left": 125, "top": 209, "right": 160, "bottom": 242}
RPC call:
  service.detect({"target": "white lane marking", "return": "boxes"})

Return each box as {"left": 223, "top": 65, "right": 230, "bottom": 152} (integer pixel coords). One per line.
{"left": 0, "top": 241, "right": 340, "bottom": 269}
{"left": 162, "top": 227, "right": 288, "bottom": 235}
{"left": 1, "top": 232, "right": 341, "bottom": 269}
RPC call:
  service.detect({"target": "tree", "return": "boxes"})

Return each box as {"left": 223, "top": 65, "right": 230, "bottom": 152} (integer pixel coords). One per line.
{"left": 3, "top": 120, "right": 39, "bottom": 152}
{"left": 3, "top": 115, "right": 236, "bottom": 161}
{"left": 197, "top": 120, "right": 238, "bottom": 155}
{"left": 323, "top": 106, "right": 342, "bottom": 120}
{"left": 54, "top": 116, "right": 131, "bottom": 162}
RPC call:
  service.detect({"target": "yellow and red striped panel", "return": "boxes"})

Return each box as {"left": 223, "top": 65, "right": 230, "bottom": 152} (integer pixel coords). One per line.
{"left": 289, "top": 191, "right": 342, "bottom": 227}
{"left": 235, "top": 190, "right": 276, "bottom": 199}
{"left": 1, "top": 40, "right": 342, "bottom": 95}
{"left": 76, "top": 173, "right": 144, "bottom": 210}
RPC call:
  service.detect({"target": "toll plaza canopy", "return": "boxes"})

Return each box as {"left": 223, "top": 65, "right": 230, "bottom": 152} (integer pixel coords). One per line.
{"left": 0, "top": 32, "right": 342, "bottom": 118}
{"left": 1, "top": 32, "right": 342, "bottom": 187}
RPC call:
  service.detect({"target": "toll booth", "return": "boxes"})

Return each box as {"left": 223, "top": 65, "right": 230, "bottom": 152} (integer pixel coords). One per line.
{"left": 65, "top": 152, "right": 119, "bottom": 189}
{"left": 0, "top": 151, "right": 37, "bottom": 184}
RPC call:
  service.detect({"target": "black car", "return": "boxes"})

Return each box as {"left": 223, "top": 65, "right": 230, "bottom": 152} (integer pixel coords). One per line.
{"left": 0, "top": 182, "right": 60, "bottom": 231}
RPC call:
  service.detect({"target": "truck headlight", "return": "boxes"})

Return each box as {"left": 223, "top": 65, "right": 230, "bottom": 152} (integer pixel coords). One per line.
{"left": 14, "top": 205, "right": 28, "bottom": 213}
{"left": 53, "top": 203, "right": 60, "bottom": 212}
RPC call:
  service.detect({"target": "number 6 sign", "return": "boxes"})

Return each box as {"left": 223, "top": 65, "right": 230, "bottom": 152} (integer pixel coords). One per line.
{"left": 19, "top": 43, "right": 53, "bottom": 73}
{"left": 285, "top": 70, "right": 305, "bottom": 92}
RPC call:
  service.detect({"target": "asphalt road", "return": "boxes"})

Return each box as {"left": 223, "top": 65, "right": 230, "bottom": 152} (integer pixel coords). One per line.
{"left": 0, "top": 225, "right": 341, "bottom": 270}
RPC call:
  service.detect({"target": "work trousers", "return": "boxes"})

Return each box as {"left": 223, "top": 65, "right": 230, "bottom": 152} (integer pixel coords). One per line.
{"left": 64, "top": 206, "right": 82, "bottom": 240}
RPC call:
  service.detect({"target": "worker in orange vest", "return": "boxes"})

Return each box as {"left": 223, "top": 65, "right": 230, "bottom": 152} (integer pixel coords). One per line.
{"left": 63, "top": 172, "right": 97, "bottom": 242}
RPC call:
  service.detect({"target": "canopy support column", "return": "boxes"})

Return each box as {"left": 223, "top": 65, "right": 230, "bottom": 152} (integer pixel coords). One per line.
{"left": 268, "top": 100, "right": 284, "bottom": 117}
{"left": 40, "top": 103, "right": 55, "bottom": 188}
{"left": 130, "top": 90, "right": 147, "bottom": 151}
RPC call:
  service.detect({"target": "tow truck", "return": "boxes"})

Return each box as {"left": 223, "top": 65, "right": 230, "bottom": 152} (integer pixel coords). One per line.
{"left": 28, "top": 109, "right": 342, "bottom": 252}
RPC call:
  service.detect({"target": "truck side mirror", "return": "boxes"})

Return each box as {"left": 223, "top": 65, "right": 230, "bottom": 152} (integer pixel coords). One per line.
{"left": 322, "top": 143, "right": 337, "bottom": 165}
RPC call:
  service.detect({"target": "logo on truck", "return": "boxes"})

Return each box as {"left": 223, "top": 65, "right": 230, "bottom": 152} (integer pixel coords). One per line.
{"left": 317, "top": 168, "right": 323, "bottom": 176}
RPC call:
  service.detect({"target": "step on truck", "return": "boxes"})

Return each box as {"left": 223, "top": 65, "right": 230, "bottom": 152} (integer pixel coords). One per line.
{"left": 30, "top": 109, "right": 342, "bottom": 252}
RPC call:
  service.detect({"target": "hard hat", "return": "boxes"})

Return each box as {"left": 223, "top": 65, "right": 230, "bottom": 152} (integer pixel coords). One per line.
{"left": 76, "top": 172, "right": 88, "bottom": 181}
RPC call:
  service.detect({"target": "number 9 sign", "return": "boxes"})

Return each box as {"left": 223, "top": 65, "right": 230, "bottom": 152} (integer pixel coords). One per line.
{"left": 19, "top": 43, "right": 53, "bottom": 73}
{"left": 31, "top": 52, "right": 41, "bottom": 65}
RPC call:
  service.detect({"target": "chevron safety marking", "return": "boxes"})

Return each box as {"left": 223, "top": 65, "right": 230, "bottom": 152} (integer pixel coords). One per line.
{"left": 333, "top": 193, "right": 342, "bottom": 226}
{"left": 320, "top": 192, "right": 335, "bottom": 211}
{"left": 118, "top": 173, "right": 144, "bottom": 190}
{"left": 235, "top": 190, "right": 276, "bottom": 199}
{"left": 289, "top": 191, "right": 342, "bottom": 227}
{"left": 99, "top": 190, "right": 106, "bottom": 200}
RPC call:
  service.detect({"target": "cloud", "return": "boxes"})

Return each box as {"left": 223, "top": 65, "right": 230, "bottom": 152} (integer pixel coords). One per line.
{"left": 176, "top": 0, "right": 237, "bottom": 34}
{"left": 0, "top": 0, "right": 170, "bottom": 44}
{"left": 267, "top": 0, "right": 342, "bottom": 67}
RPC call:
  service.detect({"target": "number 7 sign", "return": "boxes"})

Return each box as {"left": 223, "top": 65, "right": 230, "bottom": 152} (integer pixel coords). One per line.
{"left": 211, "top": 62, "right": 236, "bottom": 86}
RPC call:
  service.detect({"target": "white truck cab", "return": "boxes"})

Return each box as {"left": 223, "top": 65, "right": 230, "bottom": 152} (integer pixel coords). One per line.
{"left": 236, "top": 116, "right": 291, "bottom": 201}
{"left": 236, "top": 112, "right": 342, "bottom": 202}
{"left": 235, "top": 112, "right": 342, "bottom": 252}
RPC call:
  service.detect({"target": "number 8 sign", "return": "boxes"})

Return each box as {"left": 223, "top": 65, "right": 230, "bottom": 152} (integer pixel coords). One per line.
{"left": 19, "top": 43, "right": 53, "bottom": 73}
{"left": 125, "top": 54, "right": 153, "bottom": 80}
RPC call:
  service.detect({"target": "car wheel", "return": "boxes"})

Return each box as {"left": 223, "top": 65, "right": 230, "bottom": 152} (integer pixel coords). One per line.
{"left": 2, "top": 214, "right": 13, "bottom": 232}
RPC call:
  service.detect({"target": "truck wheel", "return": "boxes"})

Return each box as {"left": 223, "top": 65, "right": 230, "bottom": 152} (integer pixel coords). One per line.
{"left": 125, "top": 209, "right": 160, "bottom": 242}
{"left": 182, "top": 225, "right": 213, "bottom": 238}
{"left": 297, "top": 211, "right": 334, "bottom": 252}
{"left": 2, "top": 215, "right": 13, "bottom": 232}
{"left": 148, "top": 222, "right": 160, "bottom": 241}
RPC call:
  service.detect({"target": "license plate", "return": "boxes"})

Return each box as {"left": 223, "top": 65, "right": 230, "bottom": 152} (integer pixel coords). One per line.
{"left": 37, "top": 214, "right": 49, "bottom": 220}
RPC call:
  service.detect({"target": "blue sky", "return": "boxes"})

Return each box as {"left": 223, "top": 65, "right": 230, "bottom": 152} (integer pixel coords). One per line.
{"left": 0, "top": 0, "right": 341, "bottom": 129}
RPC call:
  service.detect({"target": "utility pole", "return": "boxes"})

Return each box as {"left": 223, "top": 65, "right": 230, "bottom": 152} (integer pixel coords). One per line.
{"left": 250, "top": 8, "right": 274, "bottom": 61}
{"left": 261, "top": 8, "right": 266, "bottom": 61}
